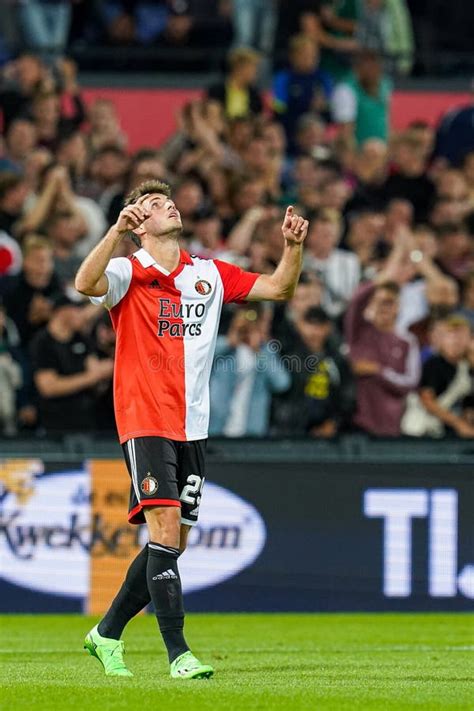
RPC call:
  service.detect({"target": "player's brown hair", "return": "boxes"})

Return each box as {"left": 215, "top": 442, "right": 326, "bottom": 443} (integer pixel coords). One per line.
{"left": 124, "top": 180, "right": 173, "bottom": 247}
{"left": 124, "top": 179, "right": 171, "bottom": 207}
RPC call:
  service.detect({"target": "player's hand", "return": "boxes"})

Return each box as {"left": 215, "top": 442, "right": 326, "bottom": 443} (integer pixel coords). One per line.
{"left": 282, "top": 206, "right": 309, "bottom": 245}
{"left": 115, "top": 195, "right": 151, "bottom": 235}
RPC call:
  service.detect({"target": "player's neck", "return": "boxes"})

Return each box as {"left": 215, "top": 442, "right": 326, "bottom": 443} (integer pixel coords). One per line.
{"left": 141, "top": 234, "right": 181, "bottom": 273}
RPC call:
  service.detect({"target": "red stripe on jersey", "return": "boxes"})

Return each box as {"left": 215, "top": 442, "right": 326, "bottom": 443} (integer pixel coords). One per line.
{"left": 214, "top": 259, "right": 259, "bottom": 303}
{"left": 110, "top": 257, "right": 187, "bottom": 443}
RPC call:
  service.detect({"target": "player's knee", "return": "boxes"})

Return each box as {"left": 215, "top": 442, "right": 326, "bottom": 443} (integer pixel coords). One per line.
{"left": 144, "top": 505, "right": 181, "bottom": 547}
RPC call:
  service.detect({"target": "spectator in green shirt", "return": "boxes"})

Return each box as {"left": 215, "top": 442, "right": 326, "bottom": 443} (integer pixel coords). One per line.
{"left": 331, "top": 50, "right": 392, "bottom": 145}
{"left": 319, "top": 0, "right": 359, "bottom": 79}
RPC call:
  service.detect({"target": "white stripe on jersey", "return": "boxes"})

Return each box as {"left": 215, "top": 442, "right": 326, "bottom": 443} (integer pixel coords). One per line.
{"left": 173, "top": 257, "right": 224, "bottom": 440}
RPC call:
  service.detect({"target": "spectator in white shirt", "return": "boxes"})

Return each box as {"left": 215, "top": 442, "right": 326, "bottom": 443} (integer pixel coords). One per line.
{"left": 304, "top": 208, "right": 360, "bottom": 319}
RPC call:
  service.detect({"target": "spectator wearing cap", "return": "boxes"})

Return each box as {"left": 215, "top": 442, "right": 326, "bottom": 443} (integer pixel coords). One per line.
{"left": 30, "top": 295, "right": 113, "bottom": 435}
{"left": 209, "top": 306, "right": 290, "bottom": 437}
{"left": 208, "top": 47, "right": 263, "bottom": 119}
{"left": 403, "top": 315, "right": 474, "bottom": 438}
{"left": 304, "top": 208, "right": 360, "bottom": 319}
{"left": 273, "top": 35, "right": 333, "bottom": 152}
{"left": 345, "top": 248, "right": 421, "bottom": 436}
{"left": 332, "top": 50, "right": 391, "bottom": 146}
{"left": 1, "top": 235, "right": 63, "bottom": 347}
{"left": 276, "top": 305, "right": 355, "bottom": 437}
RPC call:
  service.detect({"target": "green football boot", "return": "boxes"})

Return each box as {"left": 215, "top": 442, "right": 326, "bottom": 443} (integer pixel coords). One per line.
{"left": 84, "top": 624, "right": 133, "bottom": 677}
{"left": 170, "top": 651, "right": 214, "bottom": 679}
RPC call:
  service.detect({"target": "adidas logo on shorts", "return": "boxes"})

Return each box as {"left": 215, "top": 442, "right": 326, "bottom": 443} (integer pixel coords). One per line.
{"left": 153, "top": 569, "right": 177, "bottom": 581}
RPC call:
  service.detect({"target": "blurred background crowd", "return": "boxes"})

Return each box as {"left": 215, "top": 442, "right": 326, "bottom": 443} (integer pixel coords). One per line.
{"left": 0, "top": 0, "right": 473, "bottom": 440}
{"left": 1, "top": 0, "right": 473, "bottom": 76}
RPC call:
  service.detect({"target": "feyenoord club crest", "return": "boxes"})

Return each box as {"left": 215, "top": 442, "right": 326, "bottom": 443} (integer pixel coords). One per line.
{"left": 141, "top": 475, "right": 158, "bottom": 495}
{"left": 195, "top": 279, "right": 212, "bottom": 296}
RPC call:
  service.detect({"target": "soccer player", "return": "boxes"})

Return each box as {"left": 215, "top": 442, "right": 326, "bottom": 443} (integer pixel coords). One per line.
{"left": 75, "top": 180, "right": 308, "bottom": 679}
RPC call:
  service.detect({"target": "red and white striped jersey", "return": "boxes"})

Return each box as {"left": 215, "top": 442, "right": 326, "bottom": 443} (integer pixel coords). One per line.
{"left": 91, "top": 247, "right": 259, "bottom": 443}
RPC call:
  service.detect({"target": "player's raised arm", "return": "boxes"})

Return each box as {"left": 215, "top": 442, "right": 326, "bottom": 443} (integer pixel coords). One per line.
{"left": 74, "top": 196, "right": 151, "bottom": 296}
{"left": 247, "top": 206, "right": 309, "bottom": 302}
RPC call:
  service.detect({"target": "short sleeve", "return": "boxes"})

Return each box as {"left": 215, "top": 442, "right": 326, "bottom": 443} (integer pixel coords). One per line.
{"left": 30, "top": 333, "right": 57, "bottom": 372}
{"left": 89, "top": 257, "right": 132, "bottom": 310}
{"left": 331, "top": 83, "right": 357, "bottom": 123}
{"left": 420, "top": 357, "right": 443, "bottom": 394}
{"left": 214, "top": 259, "right": 260, "bottom": 304}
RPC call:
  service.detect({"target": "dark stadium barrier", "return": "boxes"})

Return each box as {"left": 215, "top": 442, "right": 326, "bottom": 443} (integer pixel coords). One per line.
{"left": 0, "top": 447, "right": 472, "bottom": 613}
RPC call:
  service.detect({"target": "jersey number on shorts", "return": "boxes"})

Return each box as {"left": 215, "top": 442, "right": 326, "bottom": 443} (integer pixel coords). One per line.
{"left": 181, "top": 474, "right": 205, "bottom": 508}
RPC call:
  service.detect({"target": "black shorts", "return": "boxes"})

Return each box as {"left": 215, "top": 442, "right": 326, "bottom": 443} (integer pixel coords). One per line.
{"left": 122, "top": 436, "right": 206, "bottom": 526}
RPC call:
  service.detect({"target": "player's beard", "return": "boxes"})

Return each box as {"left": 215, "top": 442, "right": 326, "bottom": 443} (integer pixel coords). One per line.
{"left": 157, "top": 225, "right": 182, "bottom": 239}
{"left": 153, "top": 216, "right": 183, "bottom": 239}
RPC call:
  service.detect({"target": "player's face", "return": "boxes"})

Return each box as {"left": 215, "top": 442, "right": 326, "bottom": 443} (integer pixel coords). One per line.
{"left": 141, "top": 193, "right": 182, "bottom": 237}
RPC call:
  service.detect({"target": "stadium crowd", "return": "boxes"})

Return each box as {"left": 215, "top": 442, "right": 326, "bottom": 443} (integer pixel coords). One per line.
{"left": 0, "top": 5, "right": 473, "bottom": 439}
{"left": 0, "top": 0, "right": 415, "bottom": 73}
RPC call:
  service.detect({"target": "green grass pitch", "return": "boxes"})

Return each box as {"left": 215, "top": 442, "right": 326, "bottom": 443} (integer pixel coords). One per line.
{"left": 1, "top": 613, "right": 473, "bottom": 710}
